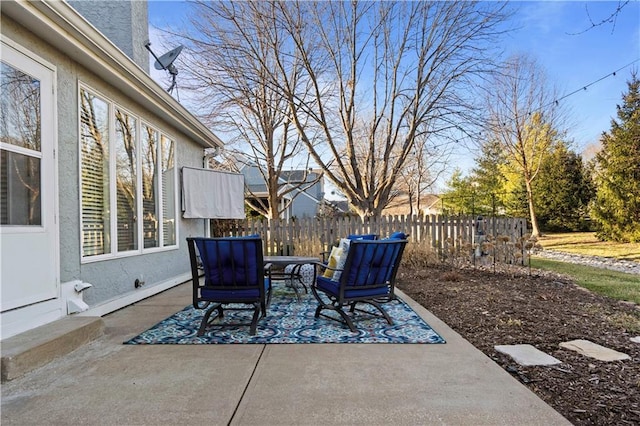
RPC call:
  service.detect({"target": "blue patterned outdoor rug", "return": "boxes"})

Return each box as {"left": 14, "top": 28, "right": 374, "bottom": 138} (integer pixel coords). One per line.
{"left": 124, "top": 287, "right": 445, "bottom": 344}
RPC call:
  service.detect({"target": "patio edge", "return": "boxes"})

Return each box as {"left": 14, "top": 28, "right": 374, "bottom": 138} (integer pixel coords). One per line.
{"left": 1, "top": 316, "right": 104, "bottom": 382}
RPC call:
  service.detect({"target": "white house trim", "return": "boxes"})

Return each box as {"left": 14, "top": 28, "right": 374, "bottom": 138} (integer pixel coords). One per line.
{"left": 77, "top": 273, "right": 191, "bottom": 318}
{"left": 2, "top": 0, "right": 223, "bottom": 149}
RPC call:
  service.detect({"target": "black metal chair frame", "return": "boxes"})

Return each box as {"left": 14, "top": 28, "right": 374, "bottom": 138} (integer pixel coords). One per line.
{"left": 311, "top": 239, "right": 407, "bottom": 332}
{"left": 187, "top": 237, "right": 272, "bottom": 336}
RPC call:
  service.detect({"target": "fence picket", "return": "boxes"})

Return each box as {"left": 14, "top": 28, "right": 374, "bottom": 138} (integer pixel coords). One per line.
{"left": 222, "top": 214, "right": 527, "bottom": 258}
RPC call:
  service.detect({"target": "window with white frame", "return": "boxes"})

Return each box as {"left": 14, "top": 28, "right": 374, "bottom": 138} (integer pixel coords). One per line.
{"left": 79, "top": 86, "right": 177, "bottom": 259}
{"left": 0, "top": 61, "right": 43, "bottom": 226}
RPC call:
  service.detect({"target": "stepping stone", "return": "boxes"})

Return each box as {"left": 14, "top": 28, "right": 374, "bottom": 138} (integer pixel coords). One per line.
{"left": 559, "top": 339, "right": 630, "bottom": 361}
{"left": 631, "top": 336, "right": 640, "bottom": 344}
{"left": 495, "top": 344, "right": 562, "bottom": 366}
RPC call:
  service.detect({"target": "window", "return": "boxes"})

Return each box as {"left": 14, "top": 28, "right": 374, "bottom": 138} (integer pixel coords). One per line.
{"left": 80, "top": 86, "right": 177, "bottom": 260}
{"left": 115, "top": 109, "right": 137, "bottom": 252}
{"left": 161, "top": 134, "right": 176, "bottom": 246}
{"left": 0, "top": 62, "right": 42, "bottom": 226}
{"left": 141, "top": 124, "right": 159, "bottom": 249}
{"left": 80, "top": 90, "right": 110, "bottom": 255}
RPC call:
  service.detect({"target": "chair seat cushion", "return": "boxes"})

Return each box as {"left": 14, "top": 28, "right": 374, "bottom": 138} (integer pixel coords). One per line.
{"left": 316, "top": 276, "right": 389, "bottom": 299}
{"left": 202, "top": 278, "right": 271, "bottom": 301}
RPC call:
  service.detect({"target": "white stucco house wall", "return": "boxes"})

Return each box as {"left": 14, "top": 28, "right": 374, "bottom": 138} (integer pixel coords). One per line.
{"left": 0, "top": 1, "right": 225, "bottom": 339}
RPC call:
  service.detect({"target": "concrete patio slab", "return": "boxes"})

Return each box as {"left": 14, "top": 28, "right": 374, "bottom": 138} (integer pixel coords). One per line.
{"left": 2, "top": 344, "right": 262, "bottom": 425}
{"left": 559, "top": 339, "right": 630, "bottom": 361}
{"left": 494, "top": 344, "right": 562, "bottom": 366}
{"left": 232, "top": 296, "right": 570, "bottom": 425}
{"left": 235, "top": 343, "right": 559, "bottom": 425}
{"left": 1, "top": 284, "right": 571, "bottom": 425}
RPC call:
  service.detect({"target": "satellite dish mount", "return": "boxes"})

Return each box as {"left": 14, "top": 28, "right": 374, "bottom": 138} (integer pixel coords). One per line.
{"left": 145, "top": 41, "right": 183, "bottom": 95}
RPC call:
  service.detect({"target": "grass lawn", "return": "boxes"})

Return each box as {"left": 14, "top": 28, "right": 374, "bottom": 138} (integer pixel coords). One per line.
{"left": 537, "top": 232, "right": 640, "bottom": 262}
{"left": 530, "top": 257, "right": 640, "bottom": 305}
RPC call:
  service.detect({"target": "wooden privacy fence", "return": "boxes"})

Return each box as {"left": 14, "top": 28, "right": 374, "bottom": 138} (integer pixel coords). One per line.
{"left": 220, "top": 215, "right": 528, "bottom": 257}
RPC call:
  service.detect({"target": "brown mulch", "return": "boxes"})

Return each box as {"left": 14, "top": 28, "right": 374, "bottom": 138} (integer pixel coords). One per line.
{"left": 396, "top": 263, "right": 640, "bottom": 426}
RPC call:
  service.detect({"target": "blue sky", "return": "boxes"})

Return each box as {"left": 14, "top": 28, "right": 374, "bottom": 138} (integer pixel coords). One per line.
{"left": 504, "top": 1, "right": 639, "bottom": 150}
{"left": 148, "top": 1, "right": 639, "bottom": 181}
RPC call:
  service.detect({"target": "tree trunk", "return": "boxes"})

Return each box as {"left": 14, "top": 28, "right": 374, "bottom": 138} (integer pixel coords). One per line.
{"left": 525, "top": 179, "right": 540, "bottom": 238}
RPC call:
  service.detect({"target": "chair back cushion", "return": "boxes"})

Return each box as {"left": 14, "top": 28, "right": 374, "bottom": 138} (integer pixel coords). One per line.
{"left": 193, "top": 237, "right": 263, "bottom": 288}
{"left": 343, "top": 240, "right": 406, "bottom": 286}
{"left": 347, "top": 233, "right": 378, "bottom": 241}
{"left": 387, "top": 231, "right": 408, "bottom": 240}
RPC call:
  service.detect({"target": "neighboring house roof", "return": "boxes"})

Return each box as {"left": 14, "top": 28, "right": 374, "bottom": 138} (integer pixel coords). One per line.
{"left": 242, "top": 163, "right": 323, "bottom": 201}
{"left": 383, "top": 193, "right": 442, "bottom": 215}
{"left": 2, "top": 0, "right": 223, "bottom": 150}
{"left": 422, "top": 194, "right": 442, "bottom": 210}
{"left": 280, "top": 169, "right": 319, "bottom": 183}
{"left": 326, "top": 199, "right": 350, "bottom": 213}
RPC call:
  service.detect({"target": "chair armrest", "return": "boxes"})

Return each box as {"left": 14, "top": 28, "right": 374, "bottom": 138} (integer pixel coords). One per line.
{"left": 320, "top": 250, "right": 331, "bottom": 262}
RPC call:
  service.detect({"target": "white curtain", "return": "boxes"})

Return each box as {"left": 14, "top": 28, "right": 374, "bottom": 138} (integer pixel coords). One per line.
{"left": 181, "top": 167, "right": 245, "bottom": 219}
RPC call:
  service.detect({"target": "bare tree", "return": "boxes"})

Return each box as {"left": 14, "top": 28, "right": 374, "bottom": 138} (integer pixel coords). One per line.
{"left": 177, "top": 1, "right": 320, "bottom": 220}
{"left": 483, "top": 54, "right": 564, "bottom": 237}
{"left": 569, "top": 1, "right": 631, "bottom": 35}
{"left": 392, "top": 133, "right": 451, "bottom": 216}
{"left": 270, "top": 1, "right": 510, "bottom": 218}
{"left": 172, "top": 1, "right": 509, "bottom": 219}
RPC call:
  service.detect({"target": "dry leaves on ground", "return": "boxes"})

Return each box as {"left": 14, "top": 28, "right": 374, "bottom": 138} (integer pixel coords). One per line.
{"left": 397, "top": 264, "right": 640, "bottom": 426}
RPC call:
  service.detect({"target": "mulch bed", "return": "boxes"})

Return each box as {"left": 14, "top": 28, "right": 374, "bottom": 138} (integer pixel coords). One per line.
{"left": 396, "top": 263, "right": 640, "bottom": 426}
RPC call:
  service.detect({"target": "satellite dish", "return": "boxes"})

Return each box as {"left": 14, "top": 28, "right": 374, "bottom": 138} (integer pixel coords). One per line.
{"left": 144, "top": 42, "right": 183, "bottom": 95}
{"left": 154, "top": 45, "right": 183, "bottom": 73}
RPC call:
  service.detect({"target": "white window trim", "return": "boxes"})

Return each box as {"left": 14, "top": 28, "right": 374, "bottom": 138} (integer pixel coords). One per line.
{"left": 78, "top": 82, "right": 179, "bottom": 264}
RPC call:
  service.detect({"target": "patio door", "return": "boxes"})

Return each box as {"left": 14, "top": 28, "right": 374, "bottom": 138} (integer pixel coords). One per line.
{"left": 1, "top": 40, "right": 58, "bottom": 312}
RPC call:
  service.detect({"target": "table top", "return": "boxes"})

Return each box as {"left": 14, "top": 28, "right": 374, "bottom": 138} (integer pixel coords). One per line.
{"left": 263, "top": 256, "right": 319, "bottom": 265}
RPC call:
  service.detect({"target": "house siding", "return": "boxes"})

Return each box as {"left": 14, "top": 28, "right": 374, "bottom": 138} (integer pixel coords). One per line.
{"left": 1, "top": 17, "right": 206, "bottom": 307}
{"left": 290, "top": 196, "right": 315, "bottom": 218}
{"left": 290, "top": 183, "right": 321, "bottom": 218}
{"left": 67, "top": 0, "right": 149, "bottom": 73}
{"left": 243, "top": 165, "right": 266, "bottom": 188}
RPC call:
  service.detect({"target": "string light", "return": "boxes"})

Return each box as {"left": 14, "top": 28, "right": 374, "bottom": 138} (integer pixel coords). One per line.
{"left": 475, "top": 59, "right": 638, "bottom": 139}
{"left": 544, "top": 58, "right": 639, "bottom": 110}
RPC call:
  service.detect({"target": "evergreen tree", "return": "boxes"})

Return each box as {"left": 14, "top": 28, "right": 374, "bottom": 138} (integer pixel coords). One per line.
{"left": 533, "top": 142, "right": 594, "bottom": 232}
{"left": 471, "top": 139, "right": 507, "bottom": 215}
{"left": 441, "top": 169, "right": 475, "bottom": 215}
{"left": 591, "top": 73, "right": 640, "bottom": 242}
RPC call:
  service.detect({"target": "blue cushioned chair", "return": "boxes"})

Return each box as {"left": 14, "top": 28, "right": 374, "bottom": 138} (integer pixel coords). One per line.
{"left": 312, "top": 238, "right": 408, "bottom": 332}
{"left": 187, "top": 236, "right": 272, "bottom": 336}
{"left": 386, "top": 231, "right": 408, "bottom": 240}
{"left": 321, "top": 233, "right": 378, "bottom": 262}
{"left": 347, "top": 233, "right": 378, "bottom": 241}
